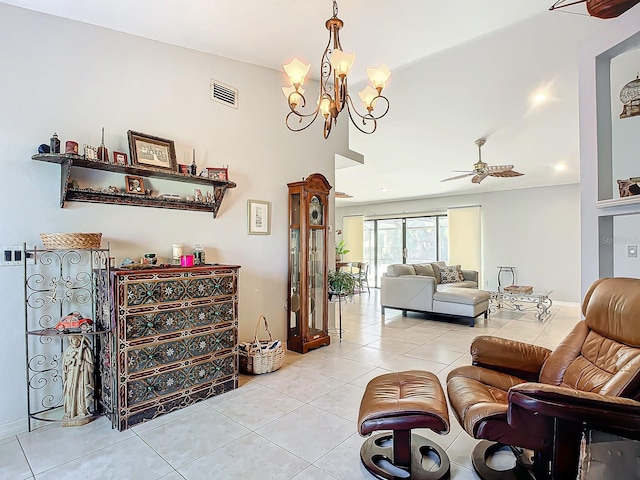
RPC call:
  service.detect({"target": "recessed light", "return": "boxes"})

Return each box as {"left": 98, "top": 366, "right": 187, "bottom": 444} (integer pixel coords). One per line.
{"left": 555, "top": 164, "right": 567, "bottom": 171}
{"left": 380, "top": 187, "right": 388, "bottom": 192}
{"left": 531, "top": 92, "right": 548, "bottom": 106}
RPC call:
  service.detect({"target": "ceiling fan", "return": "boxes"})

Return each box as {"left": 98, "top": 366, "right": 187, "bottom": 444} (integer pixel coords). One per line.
{"left": 441, "top": 138, "right": 524, "bottom": 184}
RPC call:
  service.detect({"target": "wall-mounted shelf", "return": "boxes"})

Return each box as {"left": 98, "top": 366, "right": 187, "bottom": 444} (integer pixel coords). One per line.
{"left": 596, "top": 195, "right": 640, "bottom": 209}
{"left": 33, "top": 153, "right": 237, "bottom": 218}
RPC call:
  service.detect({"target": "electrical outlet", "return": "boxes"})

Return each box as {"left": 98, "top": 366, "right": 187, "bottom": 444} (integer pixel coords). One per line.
{"left": 483, "top": 280, "right": 489, "bottom": 287}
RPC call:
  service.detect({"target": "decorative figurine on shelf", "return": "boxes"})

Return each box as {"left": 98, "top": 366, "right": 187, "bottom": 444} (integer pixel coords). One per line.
{"left": 97, "top": 127, "right": 109, "bottom": 162}
{"left": 50, "top": 133, "right": 61, "bottom": 154}
{"left": 62, "top": 335, "right": 94, "bottom": 427}
{"left": 38, "top": 143, "right": 51, "bottom": 154}
{"left": 65, "top": 141, "right": 79, "bottom": 154}
{"left": 190, "top": 148, "right": 197, "bottom": 175}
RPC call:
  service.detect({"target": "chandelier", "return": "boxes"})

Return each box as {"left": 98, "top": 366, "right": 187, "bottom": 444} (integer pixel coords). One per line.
{"left": 282, "top": 0, "right": 390, "bottom": 139}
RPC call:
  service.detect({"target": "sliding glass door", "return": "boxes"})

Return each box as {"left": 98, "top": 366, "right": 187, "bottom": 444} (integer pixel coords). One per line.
{"left": 364, "top": 215, "right": 448, "bottom": 288}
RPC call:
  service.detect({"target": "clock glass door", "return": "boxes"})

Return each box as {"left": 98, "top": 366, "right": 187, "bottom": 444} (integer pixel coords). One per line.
{"left": 289, "top": 193, "right": 301, "bottom": 339}
{"left": 308, "top": 226, "right": 325, "bottom": 339}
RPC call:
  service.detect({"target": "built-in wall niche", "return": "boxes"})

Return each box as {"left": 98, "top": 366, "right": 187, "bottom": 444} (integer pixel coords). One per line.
{"left": 595, "top": 30, "right": 640, "bottom": 208}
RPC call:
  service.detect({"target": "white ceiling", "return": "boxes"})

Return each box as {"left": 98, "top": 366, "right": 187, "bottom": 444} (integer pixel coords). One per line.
{"left": 3, "top": 0, "right": 608, "bottom": 204}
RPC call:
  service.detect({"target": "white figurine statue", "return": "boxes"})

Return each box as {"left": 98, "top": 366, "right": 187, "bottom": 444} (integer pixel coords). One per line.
{"left": 62, "top": 335, "right": 94, "bottom": 426}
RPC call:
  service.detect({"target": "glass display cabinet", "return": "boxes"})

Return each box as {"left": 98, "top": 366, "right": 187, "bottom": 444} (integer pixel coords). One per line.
{"left": 287, "top": 173, "right": 332, "bottom": 353}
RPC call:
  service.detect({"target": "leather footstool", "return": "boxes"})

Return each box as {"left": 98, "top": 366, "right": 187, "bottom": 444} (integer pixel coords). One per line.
{"left": 358, "top": 370, "right": 450, "bottom": 480}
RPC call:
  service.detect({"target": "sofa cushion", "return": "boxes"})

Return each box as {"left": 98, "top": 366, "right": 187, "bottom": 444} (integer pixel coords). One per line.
{"left": 433, "top": 288, "right": 490, "bottom": 305}
{"left": 438, "top": 280, "right": 478, "bottom": 290}
{"left": 430, "top": 261, "right": 446, "bottom": 283}
{"left": 413, "top": 263, "right": 436, "bottom": 277}
{"left": 438, "top": 265, "right": 463, "bottom": 284}
{"left": 387, "top": 264, "right": 416, "bottom": 277}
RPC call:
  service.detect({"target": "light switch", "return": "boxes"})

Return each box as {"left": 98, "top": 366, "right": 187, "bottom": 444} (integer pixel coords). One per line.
{"left": 628, "top": 246, "right": 638, "bottom": 258}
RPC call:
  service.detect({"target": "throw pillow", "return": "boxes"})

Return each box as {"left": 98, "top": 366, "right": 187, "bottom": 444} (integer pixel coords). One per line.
{"left": 439, "top": 265, "right": 463, "bottom": 284}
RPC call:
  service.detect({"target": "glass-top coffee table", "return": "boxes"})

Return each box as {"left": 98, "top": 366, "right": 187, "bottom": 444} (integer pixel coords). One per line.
{"left": 489, "top": 290, "right": 553, "bottom": 322}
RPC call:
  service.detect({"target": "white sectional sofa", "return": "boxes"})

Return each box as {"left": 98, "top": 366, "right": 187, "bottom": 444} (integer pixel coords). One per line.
{"left": 380, "top": 263, "right": 490, "bottom": 326}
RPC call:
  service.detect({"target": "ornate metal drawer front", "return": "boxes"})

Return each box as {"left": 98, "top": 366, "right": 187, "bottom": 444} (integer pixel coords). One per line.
{"left": 126, "top": 352, "right": 236, "bottom": 406}
{"left": 125, "top": 275, "right": 234, "bottom": 307}
{"left": 125, "top": 301, "right": 234, "bottom": 339}
{"left": 127, "top": 328, "right": 236, "bottom": 373}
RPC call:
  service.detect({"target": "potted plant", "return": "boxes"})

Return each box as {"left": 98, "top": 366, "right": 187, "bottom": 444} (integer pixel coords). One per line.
{"left": 328, "top": 269, "right": 357, "bottom": 300}
{"left": 335, "top": 240, "right": 350, "bottom": 262}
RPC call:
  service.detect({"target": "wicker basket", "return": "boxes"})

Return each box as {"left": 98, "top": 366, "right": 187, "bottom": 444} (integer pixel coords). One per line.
{"left": 39, "top": 233, "right": 102, "bottom": 250}
{"left": 239, "top": 316, "right": 284, "bottom": 375}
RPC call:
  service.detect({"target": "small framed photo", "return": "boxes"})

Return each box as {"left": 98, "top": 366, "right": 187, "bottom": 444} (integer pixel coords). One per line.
{"left": 207, "top": 167, "right": 228, "bottom": 181}
{"left": 125, "top": 175, "right": 145, "bottom": 194}
{"left": 113, "top": 151, "right": 128, "bottom": 166}
{"left": 248, "top": 199, "right": 271, "bottom": 235}
{"left": 84, "top": 145, "right": 98, "bottom": 160}
{"left": 127, "top": 130, "right": 177, "bottom": 172}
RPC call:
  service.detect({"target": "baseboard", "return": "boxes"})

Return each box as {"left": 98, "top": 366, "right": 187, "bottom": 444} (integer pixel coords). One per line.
{"left": 554, "top": 301, "right": 581, "bottom": 307}
{"left": 0, "top": 418, "right": 27, "bottom": 441}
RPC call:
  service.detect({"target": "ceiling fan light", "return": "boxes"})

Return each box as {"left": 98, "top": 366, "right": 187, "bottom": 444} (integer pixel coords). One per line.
{"left": 283, "top": 59, "right": 310, "bottom": 88}
{"left": 367, "top": 64, "right": 391, "bottom": 92}
{"left": 330, "top": 49, "right": 355, "bottom": 78}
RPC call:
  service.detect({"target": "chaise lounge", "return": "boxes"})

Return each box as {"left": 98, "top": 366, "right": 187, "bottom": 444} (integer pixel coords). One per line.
{"left": 380, "top": 262, "right": 490, "bottom": 326}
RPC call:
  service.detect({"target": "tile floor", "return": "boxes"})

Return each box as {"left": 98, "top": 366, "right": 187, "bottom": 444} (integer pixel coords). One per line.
{"left": 2, "top": 290, "right": 581, "bottom": 479}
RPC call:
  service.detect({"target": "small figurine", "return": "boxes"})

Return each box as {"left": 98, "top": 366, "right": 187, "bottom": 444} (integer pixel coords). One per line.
{"left": 107, "top": 186, "right": 119, "bottom": 194}
{"left": 190, "top": 148, "right": 197, "bottom": 175}
{"left": 62, "top": 335, "right": 94, "bottom": 426}
{"left": 50, "top": 133, "right": 61, "bottom": 154}
{"left": 97, "top": 127, "right": 109, "bottom": 162}
{"left": 38, "top": 144, "right": 51, "bottom": 154}
{"left": 65, "top": 141, "right": 79, "bottom": 154}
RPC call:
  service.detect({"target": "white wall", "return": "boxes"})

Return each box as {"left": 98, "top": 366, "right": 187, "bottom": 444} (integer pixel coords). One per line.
{"left": 336, "top": 184, "right": 580, "bottom": 300}
{"left": 579, "top": 4, "right": 640, "bottom": 297}
{"left": 0, "top": 4, "right": 348, "bottom": 436}
{"left": 614, "top": 214, "right": 640, "bottom": 277}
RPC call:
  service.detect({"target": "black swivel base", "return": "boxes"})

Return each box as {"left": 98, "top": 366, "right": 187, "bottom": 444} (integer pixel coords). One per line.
{"left": 471, "top": 440, "right": 538, "bottom": 480}
{"left": 360, "top": 432, "right": 450, "bottom": 480}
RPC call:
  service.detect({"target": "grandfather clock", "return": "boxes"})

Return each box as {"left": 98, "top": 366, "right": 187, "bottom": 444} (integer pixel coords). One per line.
{"left": 287, "top": 173, "right": 332, "bottom": 353}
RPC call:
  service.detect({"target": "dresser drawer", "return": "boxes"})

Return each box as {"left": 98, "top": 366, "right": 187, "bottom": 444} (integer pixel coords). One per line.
{"left": 124, "top": 274, "right": 235, "bottom": 308}
{"left": 125, "top": 350, "right": 236, "bottom": 407}
{"left": 126, "top": 327, "right": 236, "bottom": 374}
{"left": 125, "top": 300, "right": 234, "bottom": 340}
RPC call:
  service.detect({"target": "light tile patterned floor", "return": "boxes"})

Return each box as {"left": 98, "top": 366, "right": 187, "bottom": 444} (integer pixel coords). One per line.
{"left": 3, "top": 290, "right": 581, "bottom": 479}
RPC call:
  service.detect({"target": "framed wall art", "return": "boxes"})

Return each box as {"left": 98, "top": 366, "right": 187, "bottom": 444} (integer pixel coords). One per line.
{"left": 125, "top": 175, "right": 145, "bottom": 194}
{"left": 248, "top": 199, "right": 271, "bottom": 235}
{"left": 127, "top": 130, "right": 177, "bottom": 172}
{"left": 207, "top": 167, "right": 228, "bottom": 181}
{"left": 113, "top": 151, "right": 128, "bottom": 166}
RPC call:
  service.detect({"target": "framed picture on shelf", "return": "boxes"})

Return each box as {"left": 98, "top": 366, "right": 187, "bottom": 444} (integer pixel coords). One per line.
{"left": 113, "top": 151, "right": 128, "bottom": 166}
{"left": 127, "top": 130, "right": 177, "bottom": 172}
{"left": 248, "top": 199, "right": 271, "bottom": 235}
{"left": 207, "top": 167, "right": 228, "bottom": 181}
{"left": 84, "top": 144, "right": 98, "bottom": 160}
{"left": 125, "top": 175, "right": 145, "bottom": 194}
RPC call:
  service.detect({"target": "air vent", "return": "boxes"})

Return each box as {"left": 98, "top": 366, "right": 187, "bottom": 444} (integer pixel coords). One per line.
{"left": 210, "top": 80, "right": 238, "bottom": 109}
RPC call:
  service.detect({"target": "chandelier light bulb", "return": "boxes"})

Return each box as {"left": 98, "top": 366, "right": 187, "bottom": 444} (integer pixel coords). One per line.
{"left": 330, "top": 49, "right": 356, "bottom": 78}
{"left": 283, "top": 59, "right": 311, "bottom": 88}
{"left": 282, "top": 85, "right": 305, "bottom": 109}
{"left": 367, "top": 64, "right": 391, "bottom": 92}
{"left": 358, "top": 86, "right": 378, "bottom": 111}
{"left": 318, "top": 96, "right": 332, "bottom": 117}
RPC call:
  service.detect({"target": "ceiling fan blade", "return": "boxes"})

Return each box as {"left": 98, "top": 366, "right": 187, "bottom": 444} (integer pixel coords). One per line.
{"left": 489, "top": 169, "right": 524, "bottom": 178}
{"left": 472, "top": 172, "right": 489, "bottom": 184}
{"left": 441, "top": 173, "right": 474, "bottom": 182}
{"left": 451, "top": 170, "right": 474, "bottom": 173}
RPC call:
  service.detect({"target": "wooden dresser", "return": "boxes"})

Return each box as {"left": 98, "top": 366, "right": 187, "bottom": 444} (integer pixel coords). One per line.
{"left": 102, "top": 264, "right": 239, "bottom": 430}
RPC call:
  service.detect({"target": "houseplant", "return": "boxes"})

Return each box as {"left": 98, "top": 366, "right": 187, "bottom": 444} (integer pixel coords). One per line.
{"left": 328, "top": 269, "right": 357, "bottom": 300}
{"left": 335, "top": 240, "right": 350, "bottom": 262}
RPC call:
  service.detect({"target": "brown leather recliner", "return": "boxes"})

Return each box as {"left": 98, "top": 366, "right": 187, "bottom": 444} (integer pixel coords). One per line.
{"left": 446, "top": 277, "right": 640, "bottom": 480}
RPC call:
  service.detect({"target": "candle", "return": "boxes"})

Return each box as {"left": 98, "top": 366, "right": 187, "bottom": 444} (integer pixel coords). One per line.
{"left": 193, "top": 148, "right": 195, "bottom": 162}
